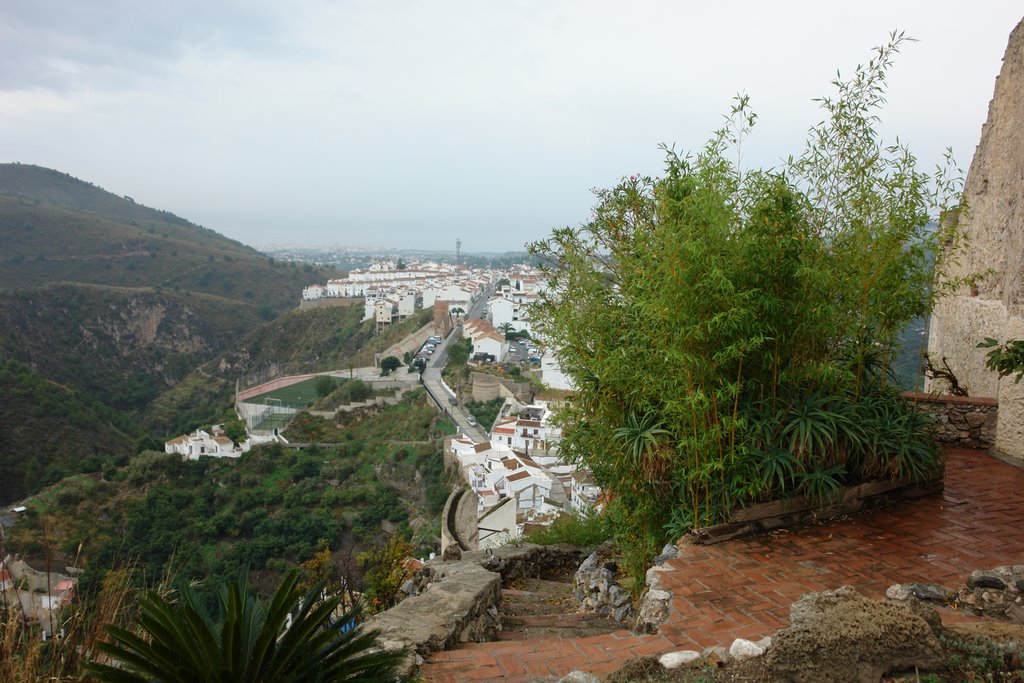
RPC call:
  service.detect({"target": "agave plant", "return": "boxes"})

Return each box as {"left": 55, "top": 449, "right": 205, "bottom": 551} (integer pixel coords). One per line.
{"left": 613, "top": 410, "right": 672, "bottom": 479}
{"left": 85, "top": 569, "right": 406, "bottom": 682}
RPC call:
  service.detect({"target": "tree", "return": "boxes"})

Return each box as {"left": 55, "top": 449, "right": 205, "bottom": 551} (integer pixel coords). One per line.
{"left": 528, "top": 34, "right": 963, "bottom": 579}
{"left": 315, "top": 375, "right": 338, "bottom": 398}
{"left": 380, "top": 356, "right": 401, "bottom": 376}
{"left": 446, "top": 338, "right": 472, "bottom": 366}
{"left": 497, "top": 322, "right": 515, "bottom": 339}
{"left": 223, "top": 417, "right": 247, "bottom": 445}
{"left": 85, "top": 569, "right": 406, "bottom": 682}
{"left": 358, "top": 535, "right": 415, "bottom": 614}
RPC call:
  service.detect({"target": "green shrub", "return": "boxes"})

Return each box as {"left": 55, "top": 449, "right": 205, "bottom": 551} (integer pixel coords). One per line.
{"left": 528, "top": 35, "right": 964, "bottom": 576}
{"left": 524, "top": 511, "right": 612, "bottom": 547}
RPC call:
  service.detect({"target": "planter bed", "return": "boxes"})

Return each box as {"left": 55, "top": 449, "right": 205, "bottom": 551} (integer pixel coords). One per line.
{"left": 689, "top": 472, "right": 945, "bottom": 545}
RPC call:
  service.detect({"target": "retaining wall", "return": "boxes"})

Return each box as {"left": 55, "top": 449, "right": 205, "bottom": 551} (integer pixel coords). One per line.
{"left": 903, "top": 392, "right": 998, "bottom": 449}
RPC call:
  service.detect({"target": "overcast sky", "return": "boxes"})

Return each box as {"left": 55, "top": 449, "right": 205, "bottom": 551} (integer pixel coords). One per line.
{"left": 1, "top": 2, "right": 1020, "bottom": 253}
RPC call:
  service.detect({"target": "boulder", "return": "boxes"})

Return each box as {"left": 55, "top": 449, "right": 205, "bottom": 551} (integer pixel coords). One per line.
{"left": 658, "top": 650, "right": 703, "bottom": 669}
{"left": 730, "top": 637, "right": 768, "bottom": 660}
{"left": 766, "top": 586, "right": 943, "bottom": 683}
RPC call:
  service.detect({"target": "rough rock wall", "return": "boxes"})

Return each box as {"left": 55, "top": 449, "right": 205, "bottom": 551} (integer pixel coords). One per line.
{"left": 927, "top": 18, "right": 1024, "bottom": 461}
{"left": 902, "top": 392, "right": 998, "bottom": 449}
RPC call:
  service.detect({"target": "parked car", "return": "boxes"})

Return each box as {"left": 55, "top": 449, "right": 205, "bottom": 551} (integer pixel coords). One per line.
{"left": 448, "top": 396, "right": 458, "bottom": 406}
{"left": 467, "top": 416, "right": 477, "bottom": 427}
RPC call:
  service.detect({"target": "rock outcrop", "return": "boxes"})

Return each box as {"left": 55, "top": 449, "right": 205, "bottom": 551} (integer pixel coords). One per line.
{"left": 927, "top": 18, "right": 1024, "bottom": 462}
{"left": 573, "top": 550, "right": 633, "bottom": 623}
{"left": 766, "top": 586, "right": 943, "bottom": 683}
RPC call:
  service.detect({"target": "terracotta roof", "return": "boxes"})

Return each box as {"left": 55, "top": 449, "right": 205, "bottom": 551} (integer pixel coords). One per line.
{"left": 506, "top": 470, "right": 531, "bottom": 482}
{"left": 518, "top": 420, "right": 542, "bottom": 428}
{"left": 493, "top": 427, "right": 514, "bottom": 435}
{"left": 571, "top": 470, "right": 597, "bottom": 484}
{"left": 518, "top": 454, "right": 540, "bottom": 468}
{"left": 402, "top": 557, "right": 425, "bottom": 571}
{"left": 165, "top": 435, "right": 189, "bottom": 445}
{"left": 473, "top": 442, "right": 492, "bottom": 453}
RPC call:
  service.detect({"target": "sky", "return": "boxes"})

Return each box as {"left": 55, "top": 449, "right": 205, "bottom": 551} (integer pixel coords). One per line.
{"left": 1, "top": 2, "right": 1021, "bottom": 253}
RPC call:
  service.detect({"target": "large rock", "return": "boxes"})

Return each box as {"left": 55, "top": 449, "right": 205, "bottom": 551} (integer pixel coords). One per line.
{"left": 766, "top": 586, "right": 943, "bottom": 683}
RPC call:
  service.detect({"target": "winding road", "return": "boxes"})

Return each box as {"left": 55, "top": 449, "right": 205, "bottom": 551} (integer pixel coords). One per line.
{"left": 420, "top": 292, "right": 491, "bottom": 442}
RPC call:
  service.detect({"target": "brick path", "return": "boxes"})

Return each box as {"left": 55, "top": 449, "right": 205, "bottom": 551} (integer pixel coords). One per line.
{"left": 421, "top": 448, "right": 1024, "bottom": 681}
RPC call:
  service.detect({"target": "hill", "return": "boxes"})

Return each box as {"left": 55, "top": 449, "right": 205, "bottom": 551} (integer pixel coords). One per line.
{"left": 0, "top": 164, "right": 338, "bottom": 314}
{"left": 0, "top": 357, "right": 141, "bottom": 505}
{"left": 0, "top": 163, "right": 345, "bottom": 498}
{"left": 147, "top": 305, "right": 433, "bottom": 435}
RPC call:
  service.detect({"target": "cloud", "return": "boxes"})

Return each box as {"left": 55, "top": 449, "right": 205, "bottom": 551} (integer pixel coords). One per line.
{"left": 0, "top": 1, "right": 1021, "bottom": 250}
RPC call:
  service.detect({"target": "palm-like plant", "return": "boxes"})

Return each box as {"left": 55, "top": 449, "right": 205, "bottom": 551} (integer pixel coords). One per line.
{"left": 85, "top": 570, "right": 406, "bottom": 682}
{"left": 614, "top": 410, "right": 671, "bottom": 479}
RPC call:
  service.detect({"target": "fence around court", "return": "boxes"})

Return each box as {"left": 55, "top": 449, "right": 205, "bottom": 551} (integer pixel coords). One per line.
{"left": 237, "top": 398, "right": 303, "bottom": 433}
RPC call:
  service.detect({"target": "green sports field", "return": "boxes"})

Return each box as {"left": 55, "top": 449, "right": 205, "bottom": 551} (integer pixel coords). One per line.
{"left": 244, "top": 376, "right": 324, "bottom": 409}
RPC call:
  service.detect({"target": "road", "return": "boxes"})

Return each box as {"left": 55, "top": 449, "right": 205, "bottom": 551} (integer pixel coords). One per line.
{"left": 420, "top": 289, "right": 492, "bottom": 442}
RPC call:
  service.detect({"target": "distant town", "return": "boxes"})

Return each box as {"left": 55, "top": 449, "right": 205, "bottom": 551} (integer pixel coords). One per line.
{"left": 163, "top": 255, "right": 594, "bottom": 548}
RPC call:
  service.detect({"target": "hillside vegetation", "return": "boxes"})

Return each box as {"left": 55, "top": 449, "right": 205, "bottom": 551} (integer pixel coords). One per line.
{"left": 0, "top": 358, "right": 140, "bottom": 504}
{"left": 0, "top": 164, "right": 346, "bottom": 485}
{"left": 0, "top": 284, "right": 264, "bottom": 414}
{"left": 7, "top": 390, "right": 451, "bottom": 607}
{"left": 0, "top": 164, "right": 337, "bottom": 313}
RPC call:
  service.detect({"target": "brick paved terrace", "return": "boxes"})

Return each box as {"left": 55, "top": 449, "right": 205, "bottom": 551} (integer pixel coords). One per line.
{"left": 420, "top": 448, "right": 1024, "bottom": 682}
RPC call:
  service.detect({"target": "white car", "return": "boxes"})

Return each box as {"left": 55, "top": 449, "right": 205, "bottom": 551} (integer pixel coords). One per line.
{"left": 467, "top": 416, "right": 477, "bottom": 427}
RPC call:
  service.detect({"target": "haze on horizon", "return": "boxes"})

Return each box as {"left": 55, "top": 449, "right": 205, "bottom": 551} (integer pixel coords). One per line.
{"left": 1, "top": 1, "right": 1019, "bottom": 253}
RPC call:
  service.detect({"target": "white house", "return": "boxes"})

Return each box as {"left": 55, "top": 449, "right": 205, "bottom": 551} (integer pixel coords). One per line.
{"left": 301, "top": 285, "right": 325, "bottom": 300}
{"left": 489, "top": 405, "right": 558, "bottom": 456}
{"left": 570, "top": 470, "right": 602, "bottom": 513}
{"left": 464, "top": 319, "right": 508, "bottom": 361}
{"left": 164, "top": 430, "right": 244, "bottom": 460}
{"left": 541, "top": 351, "right": 574, "bottom": 391}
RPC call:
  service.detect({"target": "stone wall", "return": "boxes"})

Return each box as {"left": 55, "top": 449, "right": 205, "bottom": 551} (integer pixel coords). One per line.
{"left": 471, "top": 372, "right": 501, "bottom": 401}
{"left": 926, "top": 18, "right": 1024, "bottom": 464}
{"left": 376, "top": 322, "right": 435, "bottom": 367}
{"left": 471, "top": 372, "right": 535, "bottom": 403}
{"left": 297, "top": 297, "right": 361, "bottom": 310}
{"left": 902, "top": 392, "right": 998, "bottom": 449}
{"left": 440, "top": 488, "right": 478, "bottom": 556}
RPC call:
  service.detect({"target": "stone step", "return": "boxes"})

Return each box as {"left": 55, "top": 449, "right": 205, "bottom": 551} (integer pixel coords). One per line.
{"left": 497, "top": 577, "right": 624, "bottom": 641}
